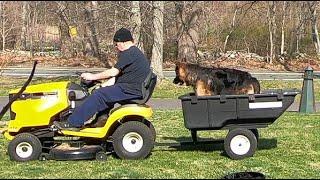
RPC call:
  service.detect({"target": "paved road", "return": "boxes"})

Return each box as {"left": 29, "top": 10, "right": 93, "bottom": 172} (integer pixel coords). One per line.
{"left": 0, "top": 96, "right": 318, "bottom": 112}
{"left": 1, "top": 67, "right": 320, "bottom": 80}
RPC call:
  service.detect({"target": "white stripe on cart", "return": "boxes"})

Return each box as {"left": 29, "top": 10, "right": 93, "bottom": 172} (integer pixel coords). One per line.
{"left": 249, "top": 101, "right": 283, "bottom": 109}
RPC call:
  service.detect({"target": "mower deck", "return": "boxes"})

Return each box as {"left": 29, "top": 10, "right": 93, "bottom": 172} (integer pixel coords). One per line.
{"left": 44, "top": 144, "right": 105, "bottom": 161}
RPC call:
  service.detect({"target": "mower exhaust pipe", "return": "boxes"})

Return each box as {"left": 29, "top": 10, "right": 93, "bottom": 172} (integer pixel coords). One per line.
{"left": 0, "top": 60, "right": 38, "bottom": 120}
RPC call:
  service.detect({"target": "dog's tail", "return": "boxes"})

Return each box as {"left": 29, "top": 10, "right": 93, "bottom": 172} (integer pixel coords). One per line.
{"left": 250, "top": 77, "right": 260, "bottom": 94}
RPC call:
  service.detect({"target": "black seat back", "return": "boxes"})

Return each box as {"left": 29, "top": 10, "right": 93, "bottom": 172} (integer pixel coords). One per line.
{"left": 127, "top": 70, "right": 157, "bottom": 104}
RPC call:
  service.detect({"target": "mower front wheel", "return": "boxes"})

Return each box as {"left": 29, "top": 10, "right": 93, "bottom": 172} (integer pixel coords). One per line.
{"left": 8, "top": 133, "right": 42, "bottom": 162}
{"left": 112, "top": 121, "right": 154, "bottom": 160}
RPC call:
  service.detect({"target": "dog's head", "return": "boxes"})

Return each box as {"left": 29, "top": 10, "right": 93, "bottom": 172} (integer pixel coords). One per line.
{"left": 173, "top": 61, "right": 187, "bottom": 85}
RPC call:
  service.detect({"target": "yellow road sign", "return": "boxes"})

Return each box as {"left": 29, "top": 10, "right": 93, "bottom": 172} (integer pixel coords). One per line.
{"left": 69, "top": 26, "right": 78, "bottom": 37}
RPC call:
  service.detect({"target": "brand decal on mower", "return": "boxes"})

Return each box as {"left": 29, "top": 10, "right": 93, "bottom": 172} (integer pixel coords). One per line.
{"left": 20, "top": 92, "right": 58, "bottom": 100}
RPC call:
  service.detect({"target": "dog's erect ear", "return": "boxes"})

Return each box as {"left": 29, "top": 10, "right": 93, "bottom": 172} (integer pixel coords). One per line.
{"left": 173, "top": 59, "right": 179, "bottom": 66}
{"left": 174, "top": 57, "right": 187, "bottom": 67}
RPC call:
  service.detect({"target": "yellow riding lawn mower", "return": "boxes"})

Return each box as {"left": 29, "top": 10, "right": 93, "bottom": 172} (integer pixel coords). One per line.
{"left": 0, "top": 61, "right": 157, "bottom": 162}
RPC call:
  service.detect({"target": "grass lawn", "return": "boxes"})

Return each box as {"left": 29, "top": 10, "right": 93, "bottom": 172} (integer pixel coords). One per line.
{"left": 0, "top": 111, "right": 319, "bottom": 179}
{"left": 0, "top": 76, "right": 319, "bottom": 178}
{"left": 0, "top": 76, "right": 319, "bottom": 101}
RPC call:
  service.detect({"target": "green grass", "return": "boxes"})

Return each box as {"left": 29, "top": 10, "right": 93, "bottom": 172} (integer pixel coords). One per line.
{"left": 0, "top": 77, "right": 319, "bottom": 101}
{"left": 0, "top": 111, "right": 319, "bottom": 178}
{"left": 0, "top": 76, "right": 319, "bottom": 178}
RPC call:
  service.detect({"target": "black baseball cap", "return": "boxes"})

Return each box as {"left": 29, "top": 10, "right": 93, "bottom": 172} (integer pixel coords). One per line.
{"left": 113, "top": 28, "right": 134, "bottom": 42}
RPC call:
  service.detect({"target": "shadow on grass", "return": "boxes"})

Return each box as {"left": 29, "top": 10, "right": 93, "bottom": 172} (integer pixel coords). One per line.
{"left": 156, "top": 136, "right": 277, "bottom": 153}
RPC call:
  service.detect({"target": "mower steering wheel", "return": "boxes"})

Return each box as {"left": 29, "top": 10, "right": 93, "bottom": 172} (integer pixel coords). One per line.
{"left": 75, "top": 71, "right": 101, "bottom": 89}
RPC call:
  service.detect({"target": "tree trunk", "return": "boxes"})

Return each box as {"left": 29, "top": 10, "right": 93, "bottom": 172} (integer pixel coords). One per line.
{"left": 296, "top": 9, "right": 301, "bottom": 54}
{"left": 131, "top": 1, "right": 144, "bottom": 53}
{"left": 0, "top": 2, "right": 4, "bottom": 51}
{"left": 223, "top": 1, "right": 240, "bottom": 53}
{"left": 268, "top": 1, "right": 276, "bottom": 64}
{"left": 92, "top": 1, "right": 99, "bottom": 33}
{"left": 84, "top": 1, "right": 101, "bottom": 59}
{"left": 309, "top": 2, "right": 320, "bottom": 55}
{"left": 19, "top": 1, "right": 28, "bottom": 51}
{"left": 280, "top": 1, "right": 287, "bottom": 55}
{"left": 151, "top": 1, "right": 164, "bottom": 81}
{"left": 56, "top": 2, "right": 74, "bottom": 58}
{"left": 29, "top": 2, "right": 39, "bottom": 57}
{"left": 114, "top": 2, "right": 118, "bottom": 33}
{"left": 175, "top": 1, "right": 201, "bottom": 63}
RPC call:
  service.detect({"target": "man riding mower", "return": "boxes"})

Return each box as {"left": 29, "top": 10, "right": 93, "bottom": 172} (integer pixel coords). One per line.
{"left": 0, "top": 60, "right": 157, "bottom": 161}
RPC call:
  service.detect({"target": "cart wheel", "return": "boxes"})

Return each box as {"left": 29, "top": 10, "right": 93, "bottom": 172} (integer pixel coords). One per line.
{"left": 96, "top": 151, "right": 108, "bottom": 161}
{"left": 224, "top": 129, "right": 257, "bottom": 160}
{"left": 112, "top": 121, "right": 154, "bottom": 160}
{"left": 8, "top": 133, "right": 42, "bottom": 162}
{"left": 249, "top": 128, "right": 259, "bottom": 141}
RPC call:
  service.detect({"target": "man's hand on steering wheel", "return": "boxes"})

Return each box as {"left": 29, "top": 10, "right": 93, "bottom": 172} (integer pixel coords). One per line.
{"left": 81, "top": 73, "right": 96, "bottom": 81}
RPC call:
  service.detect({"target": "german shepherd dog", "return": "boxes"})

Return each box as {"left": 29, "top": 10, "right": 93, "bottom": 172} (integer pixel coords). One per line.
{"left": 173, "top": 61, "right": 260, "bottom": 96}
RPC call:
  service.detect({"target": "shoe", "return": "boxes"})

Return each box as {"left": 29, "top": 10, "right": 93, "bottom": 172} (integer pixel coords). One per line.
{"left": 92, "top": 114, "right": 108, "bottom": 128}
{"left": 53, "top": 121, "right": 81, "bottom": 131}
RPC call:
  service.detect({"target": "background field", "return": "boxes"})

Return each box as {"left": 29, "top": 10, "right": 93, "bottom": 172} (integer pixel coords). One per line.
{"left": 0, "top": 77, "right": 319, "bottom": 179}
{"left": 0, "top": 111, "right": 319, "bottom": 179}
{"left": 0, "top": 77, "right": 320, "bottom": 101}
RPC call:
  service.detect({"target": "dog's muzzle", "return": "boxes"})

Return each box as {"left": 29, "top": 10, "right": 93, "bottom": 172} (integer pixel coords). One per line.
{"left": 173, "top": 77, "right": 184, "bottom": 85}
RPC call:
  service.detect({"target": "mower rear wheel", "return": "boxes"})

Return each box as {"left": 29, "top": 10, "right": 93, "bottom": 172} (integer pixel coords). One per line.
{"left": 112, "top": 121, "right": 154, "bottom": 160}
{"left": 8, "top": 133, "right": 42, "bottom": 162}
{"left": 149, "top": 122, "right": 156, "bottom": 142}
{"left": 144, "top": 120, "right": 156, "bottom": 141}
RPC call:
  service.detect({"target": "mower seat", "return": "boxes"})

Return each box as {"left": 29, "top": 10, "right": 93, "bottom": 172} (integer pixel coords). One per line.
{"left": 120, "top": 70, "right": 157, "bottom": 105}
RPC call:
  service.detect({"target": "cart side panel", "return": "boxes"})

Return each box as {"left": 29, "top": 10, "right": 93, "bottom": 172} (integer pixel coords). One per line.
{"left": 208, "top": 98, "right": 237, "bottom": 128}
{"left": 181, "top": 99, "right": 209, "bottom": 129}
{"left": 237, "top": 94, "right": 296, "bottom": 125}
{"left": 179, "top": 91, "right": 298, "bottom": 130}
{"left": 282, "top": 94, "right": 296, "bottom": 111}
{"left": 238, "top": 96, "right": 283, "bottom": 124}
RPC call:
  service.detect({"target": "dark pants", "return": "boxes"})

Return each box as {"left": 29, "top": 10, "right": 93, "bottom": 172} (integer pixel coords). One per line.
{"left": 68, "top": 84, "right": 141, "bottom": 127}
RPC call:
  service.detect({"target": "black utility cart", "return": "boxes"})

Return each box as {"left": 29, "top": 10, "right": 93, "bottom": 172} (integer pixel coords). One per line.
{"left": 179, "top": 89, "right": 299, "bottom": 160}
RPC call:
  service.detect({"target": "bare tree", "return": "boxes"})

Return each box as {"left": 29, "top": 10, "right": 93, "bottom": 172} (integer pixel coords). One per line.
{"left": 175, "top": 1, "right": 202, "bottom": 62}
{"left": 0, "top": 2, "right": 19, "bottom": 51}
{"left": 296, "top": 3, "right": 304, "bottom": 54}
{"left": 84, "top": 1, "right": 101, "bottom": 59}
{"left": 308, "top": 1, "right": 320, "bottom": 56}
{"left": 28, "top": 2, "right": 43, "bottom": 57}
{"left": 267, "top": 1, "right": 276, "bottom": 64}
{"left": 151, "top": 1, "right": 164, "bottom": 81}
{"left": 18, "top": 1, "right": 28, "bottom": 51}
{"left": 131, "top": 1, "right": 144, "bottom": 53}
{"left": 223, "top": 1, "right": 240, "bottom": 53}
{"left": 55, "top": 1, "right": 74, "bottom": 58}
{"left": 2, "top": 1, "right": 320, "bottom": 66}
{"left": 280, "top": 1, "right": 288, "bottom": 55}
